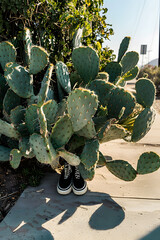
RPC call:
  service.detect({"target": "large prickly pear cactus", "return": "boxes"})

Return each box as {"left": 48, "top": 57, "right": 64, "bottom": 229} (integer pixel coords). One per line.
{"left": 0, "top": 30, "right": 159, "bottom": 184}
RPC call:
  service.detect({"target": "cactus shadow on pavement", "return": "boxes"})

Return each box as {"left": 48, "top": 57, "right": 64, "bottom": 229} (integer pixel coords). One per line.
{"left": 1, "top": 173, "right": 125, "bottom": 239}
{"left": 138, "top": 226, "right": 160, "bottom": 240}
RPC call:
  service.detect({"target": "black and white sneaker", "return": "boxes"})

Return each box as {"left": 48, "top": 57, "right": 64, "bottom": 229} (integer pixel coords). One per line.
{"left": 72, "top": 166, "right": 88, "bottom": 195}
{"left": 57, "top": 162, "right": 72, "bottom": 195}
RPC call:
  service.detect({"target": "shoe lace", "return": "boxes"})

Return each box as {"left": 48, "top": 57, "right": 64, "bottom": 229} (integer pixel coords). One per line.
{"left": 74, "top": 166, "right": 80, "bottom": 179}
{"left": 64, "top": 163, "right": 71, "bottom": 179}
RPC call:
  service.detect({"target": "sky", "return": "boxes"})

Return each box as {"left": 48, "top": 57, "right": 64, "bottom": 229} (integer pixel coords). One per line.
{"left": 103, "top": 0, "right": 159, "bottom": 66}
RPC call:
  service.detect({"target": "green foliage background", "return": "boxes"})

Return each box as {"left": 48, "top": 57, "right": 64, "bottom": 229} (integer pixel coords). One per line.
{"left": 0, "top": 0, "right": 115, "bottom": 69}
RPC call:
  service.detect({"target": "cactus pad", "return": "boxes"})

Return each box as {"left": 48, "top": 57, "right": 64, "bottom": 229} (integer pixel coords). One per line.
{"left": 30, "top": 133, "right": 57, "bottom": 164}
{"left": 78, "top": 163, "right": 96, "bottom": 181}
{"left": 105, "top": 62, "right": 122, "bottom": 84}
{"left": 10, "top": 149, "right": 22, "bottom": 169}
{"left": 70, "top": 71, "right": 83, "bottom": 88}
{"left": 0, "top": 74, "right": 9, "bottom": 110}
{"left": 97, "top": 151, "right": 107, "bottom": 166}
{"left": 80, "top": 139, "right": 99, "bottom": 170}
{"left": 118, "top": 37, "right": 131, "bottom": 62}
{"left": 37, "top": 106, "right": 48, "bottom": 138}
{"left": 42, "top": 100, "right": 58, "bottom": 131}
{"left": 38, "top": 63, "right": 54, "bottom": 103}
{"left": 0, "top": 41, "right": 16, "bottom": 70}
{"left": 23, "top": 28, "right": 32, "bottom": 66}
{"left": 0, "top": 119, "right": 20, "bottom": 139}
{"left": 99, "top": 124, "right": 128, "bottom": 143}
{"left": 55, "top": 61, "right": 71, "bottom": 93}
{"left": 87, "top": 80, "right": 115, "bottom": 106}
{"left": 135, "top": 78, "right": 156, "bottom": 108}
{"left": 19, "top": 137, "right": 35, "bottom": 159}
{"left": 4, "top": 62, "right": 33, "bottom": 98}
{"left": 72, "top": 46, "right": 99, "bottom": 84}
{"left": 68, "top": 134, "right": 86, "bottom": 152}
{"left": 137, "top": 152, "right": 160, "bottom": 174}
{"left": 76, "top": 119, "right": 96, "bottom": 139}
{"left": 50, "top": 115, "right": 73, "bottom": 149}
{"left": 123, "top": 66, "right": 139, "bottom": 81}
{"left": 107, "top": 87, "right": 135, "bottom": 119}
{"left": 67, "top": 88, "right": 98, "bottom": 131}
{"left": 106, "top": 160, "right": 137, "bottom": 181}
{"left": 3, "top": 89, "right": 21, "bottom": 120}
{"left": 10, "top": 105, "right": 25, "bottom": 126}
{"left": 29, "top": 46, "right": 49, "bottom": 74}
{"left": 58, "top": 149, "right": 80, "bottom": 166}
{"left": 0, "top": 146, "right": 11, "bottom": 161}
{"left": 131, "top": 107, "right": 156, "bottom": 142}
{"left": 121, "top": 51, "right": 139, "bottom": 75}
{"left": 95, "top": 72, "right": 109, "bottom": 81}
{"left": 25, "top": 104, "right": 39, "bottom": 134}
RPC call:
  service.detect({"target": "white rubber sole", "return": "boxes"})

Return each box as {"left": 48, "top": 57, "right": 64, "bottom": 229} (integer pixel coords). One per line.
{"left": 57, "top": 184, "right": 72, "bottom": 195}
{"left": 72, "top": 183, "right": 88, "bottom": 196}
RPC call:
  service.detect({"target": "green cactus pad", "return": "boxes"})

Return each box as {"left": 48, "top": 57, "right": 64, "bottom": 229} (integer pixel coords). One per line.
{"left": 97, "top": 119, "right": 113, "bottom": 140}
{"left": 37, "top": 106, "right": 48, "bottom": 138}
{"left": 76, "top": 119, "right": 96, "bottom": 139}
{"left": 131, "top": 107, "right": 156, "bottom": 142}
{"left": 78, "top": 163, "right": 96, "bottom": 181}
{"left": 80, "top": 139, "right": 99, "bottom": 170}
{"left": 0, "top": 119, "right": 20, "bottom": 139}
{"left": 42, "top": 100, "right": 58, "bottom": 131}
{"left": 121, "top": 51, "right": 139, "bottom": 75}
{"left": 87, "top": 80, "right": 115, "bottom": 106}
{"left": 72, "top": 46, "right": 99, "bottom": 84}
{"left": 50, "top": 115, "right": 73, "bottom": 149}
{"left": 70, "top": 71, "right": 83, "bottom": 88}
{"left": 57, "top": 81, "right": 65, "bottom": 101}
{"left": 123, "top": 66, "right": 139, "bottom": 81}
{"left": 25, "top": 104, "right": 39, "bottom": 134}
{"left": 10, "top": 149, "right": 22, "bottom": 169}
{"left": 55, "top": 61, "right": 71, "bottom": 93}
{"left": 95, "top": 72, "right": 109, "bottom": 81}
{"left": 30, "top": 133, "right": 57, "bottom": 164}
{"left": 135, "top": 78, "right": 156, "bottom": 108}
{"left": 137, "top": 152, "right": 160, "bottom": 175}
{"left": 4, "top": 62, "right": 33, "bottom": 98}
{"left": 29, "top": 46, "right": 49, "bottom": 74}
{"left": 0, "top": 145, "right": 11, "bottom": 161}
{"left": 55, "top": 99, "right": 67, "bottom": 121}
{"left": 0, "top": 74, "right": 9, "bottom": 110}
{"left": 17, "top": 123, "right": 30, "bottom": 137}
{"left": 58, "top": 149, "right": 80, "bottom": 166}
{"left": 97, "top": 151, "right": 107, "bottom": 166}
{"left": 46, "top": 88, "right": 54, "bottom": 101}
{"left": 73, "top": 28, "right": 83, "bottom": 49}
{"left": 105, "top": 62, "right": 122, "bottom": 84}
{"left": 67, "top": 88, "right": 98, "bottom": 131}
{"left": 23, "top": 28, "right": 32, "bottom": 66}
{"left": 19, "top": 137, "right": 35, "bottom": 159}
{"left": 68, "top": 134, "right": 86, "bottom": 152}
{"left": 99, "top": 124, "right": 128, "bottom": 143}
{"left": 10, "top": 105, "right": 25, "bottom": 126}
{"left": 3, "top": 89, "right": 21, "bottom": 121}
{"left": 106, "top": 160, "right": 137, "bottom": 181}
{"left": 0, "top": 41, "right": 16, "bottom": 70}
{"left": 118, "top": 37, "right": 131, "bottom": 62}
{"left": 38, "top": 63, "right": 54, "bottom": 103}
{"left": 107, "top": 87, "right": 135, "bottom": 119}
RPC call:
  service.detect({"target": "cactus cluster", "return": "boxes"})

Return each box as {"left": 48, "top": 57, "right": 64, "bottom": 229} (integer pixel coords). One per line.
{"left": 0, "top": 29, "right": 159, "bottom": 182}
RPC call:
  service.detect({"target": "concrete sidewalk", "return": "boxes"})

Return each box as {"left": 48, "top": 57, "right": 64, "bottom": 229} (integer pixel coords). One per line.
{"left": 0, "top": 111, "right": 160, "bottom": 240}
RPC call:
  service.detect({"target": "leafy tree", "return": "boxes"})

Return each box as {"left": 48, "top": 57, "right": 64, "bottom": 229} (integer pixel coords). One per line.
{"left": 0, "top": 0, "right": 115, "bottom": 69}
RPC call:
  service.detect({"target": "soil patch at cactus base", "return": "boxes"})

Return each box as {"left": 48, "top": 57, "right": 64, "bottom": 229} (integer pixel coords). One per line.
{"left": 0, "top": 158, "right": 54, "bottom": 222}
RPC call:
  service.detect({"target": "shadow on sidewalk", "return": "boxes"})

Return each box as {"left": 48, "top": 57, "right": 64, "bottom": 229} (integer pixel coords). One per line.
{"left": 138, "top": 226, "right": 160, "bottom": 240}
{"left": 1, "top": 173, "right": 125, "bottom": 239}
